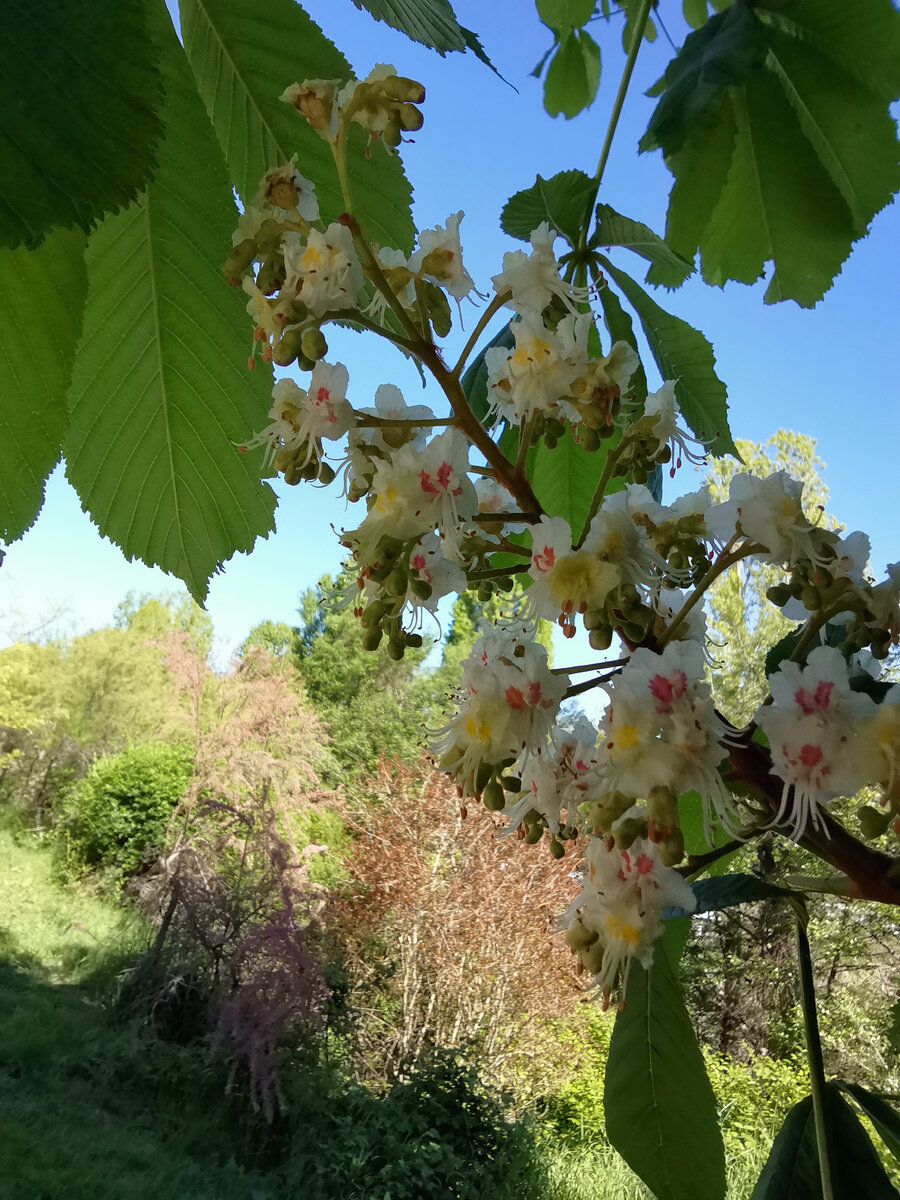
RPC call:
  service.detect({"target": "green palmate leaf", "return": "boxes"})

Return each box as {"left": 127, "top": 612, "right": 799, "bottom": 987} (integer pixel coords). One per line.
{"left": 529, "top": 432, "right": 623, "bottom": 533}
{"left": 644, "top": 0, "right": 900, "bottom": 307}
{"left": 835, "top": 1082, "right": 900, "bottom": 1164}
{"left": 689, "top": 873, "right": 797, "bottom": 915}
{"left": 0, "top": 229, "right": 87, "bottom": 543}
{"left": 0, "top": 0, "right": 163, "bottom": 251}
{"left": 500, "top": 170, "right": 595, "bottom": 248}
{"left": 64, "top": 8, "right": 276, "bottom": 603}
{"left": 593, "top": 203, "right": 694, "bottom": 288}
{"left": 751, "top": 1086, "right": 897, "bottom": 1199}
{"left": 597, "top": 256, "right": 736, "bottom": 455}
{"left": 349, "top": 0, "right": 497, "bottom": 72}
{"left": 543, "top": 30, "right": 601, "bottom": 119}
{"left": 460, "top": 322, "right": 515, "bottom": 428}
{"left": 0, "top": 3, "right": 162, "bottom": 249}
{"left": 676, "top": 790, "right": 737, "bottom": 876}
{"left": 179, "top": 0, "right": 414, "bottom": 253}
{"left": 683, "top": 0, "right": 713, "bottom": 30}
{"left": 640, "top": 1, "right": 767, "bottom": 158}
{"left": 537, "top": 0, "right": 595, "bottom": 30}
{"left": 605, "top": 934, "right": 726, "bottom": 1200}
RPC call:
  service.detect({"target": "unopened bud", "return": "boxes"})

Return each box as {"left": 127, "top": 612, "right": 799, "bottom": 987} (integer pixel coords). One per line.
{"left": 224, "top": 238, "right": 258, "bottom": 281}
{"left": 362, "top": 626, "right": 384, "bottom": 652}
{"left": 387, "top": 637, "right": 406, "bottom": 661}
{"left": 565, "top": 920, "right": 598, "bottom": 952}
{"left": 549, "top": 836, "right": 565, "bottom": 860}
{"left": 483, "top": 779, "right": 506, "bottom": 811}
{"left": 398, "top": 102, "right": 424, "bottom": 131}
{"left": 525, "top": 823, "right": 544, "bottom": 845}
{"left": 386, "top": 567, "right": 408, "bottom": 596}
{"left": 301, "top": 327, "right": 328, "bottom": 362}
{"left": 382, "top": 76, "right": 426, "bottom": 103}
{"left": 272, "top": 326, "right": 305, "bottom": 367}
{"left": 316, "top": 461, "right": 336, "bottom": 486}
{"left": 410, "top": 578, "right": 433, "bottom": 602}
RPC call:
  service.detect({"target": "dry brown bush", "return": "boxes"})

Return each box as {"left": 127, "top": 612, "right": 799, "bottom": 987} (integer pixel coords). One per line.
{"left": 330, "top": 758, "right": 583, "bottom": 1099}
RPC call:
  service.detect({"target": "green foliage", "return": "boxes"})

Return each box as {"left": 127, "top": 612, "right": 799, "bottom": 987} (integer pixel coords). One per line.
{"left": 643, "top": 0, "right": 900, "bottom": 306}
{"left": 529, "top": 430, "right": 622, "bottom": 534}
{"left": 0, "top": 228, "right": 86, "bottom": 545}
{"left": 688, "top": 873, "right": 799, "bottom": 915}
{"left": 115, "top": 591, "right": 215, "bottom": 661}
{"left": 543, "top": 30, "right": 602, "bottom": 119}
{"left": 751, "top": 1083, "right": 897, "bottom": 1199}
{"left": 238, "top": 619, "right": 299, "bottom": 660}
{"left": 55, "top": 744, "right": 193, "bottom": 882}
{"left": 605, "top": 935, "right": 727, "bottom": 1200}
{"left": 500, "top": 169, "right": 596, "bottom": 248}
{"left": 592, "top": 203, "right": 694, "bottom": 289}
{"left": 63, "top": 8, "right": 277, "bottom": 602}
{"left": 295, "top": 805, "right": 351, "bottom": 886}
{"left": 835, "top": 1082, "right": 900, "bottom": 1167}
{"left": 0, "top": 819, "right": 146, "bottom": 984}
{"left": 597, "top": 255, "right": 736, "bottom": 454}
{"left": 295, "top": 573, "right": 431, "bottom": 780}
{"left": 0, "top": 0, "right": 163, "bottom": 250}
{"left": 348, "top": 0, "right": 496, "bottom": 71}
{"left": 282, "top": 1048, "right": 544, "bottom": 1200}
{"left": 179, "top": 0, "right": 415, "bottom": 252}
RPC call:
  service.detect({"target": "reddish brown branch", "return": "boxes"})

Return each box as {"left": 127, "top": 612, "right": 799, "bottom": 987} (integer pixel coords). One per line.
{"left": 725, "top": 733, "right": 900, "bottom": 905}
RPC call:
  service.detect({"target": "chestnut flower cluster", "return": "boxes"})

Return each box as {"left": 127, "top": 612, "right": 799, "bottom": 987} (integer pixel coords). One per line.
{"left": 226, "top": 63, "right": 900, "bottom": 1003}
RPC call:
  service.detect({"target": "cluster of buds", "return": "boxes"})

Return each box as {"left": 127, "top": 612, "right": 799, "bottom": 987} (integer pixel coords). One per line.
{"left": 282, "top": 65, "right": 425, "bottom": 150}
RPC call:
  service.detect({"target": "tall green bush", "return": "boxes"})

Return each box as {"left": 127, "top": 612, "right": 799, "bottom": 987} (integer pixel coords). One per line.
{"left": 55, "top": 744, "right": 192, "bottom": 883}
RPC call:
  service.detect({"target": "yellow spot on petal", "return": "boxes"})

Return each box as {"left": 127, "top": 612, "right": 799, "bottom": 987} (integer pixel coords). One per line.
{"left": 616, "top": 724, "right": 640, "bottom": 750}
{"left": 605, "top": 913, "right": 643, "bottom": 947}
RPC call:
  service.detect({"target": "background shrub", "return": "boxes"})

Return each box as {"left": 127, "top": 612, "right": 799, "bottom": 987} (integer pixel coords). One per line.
{"left": 55, "top": 744, "right": 193, "bottom": 883}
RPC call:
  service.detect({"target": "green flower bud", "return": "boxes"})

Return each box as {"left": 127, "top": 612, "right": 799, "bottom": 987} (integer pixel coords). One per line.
{"left": 382, "top": 76, "right": 426, "bottom": 103}
{"left": 301, "top": 327, "right": 329, "bottom": 362}
{"left": 588, "top": 625, "right": 612, "bottom": 652}
{"left": 317, "top": 461, "right": 336, "bottom": 486}
{"left": 483, "top": 779, "right": 506, "bottom": 811}
{"left": 362, "top": 627, "right": 384, "bottom": 652}
{"left": 256, "top": 252, "right": 285, "bottom": 295}
{"left": 410, "top": 578, "right": 433, "bottom": 601}
{"left": 398, "top": 102, "right": 424, "bottom": 132}
{"left": 565, "top": 920, "right": 598, "bottom": 952}
{"left": 549, "top": 836, "right": 565, "bottom": 860}
{"left": 405, "top": 632, "right": 424, "bottom": 649}
{"left": 272, "top": 326, "right": 305, "bottom": 367}
{"left": 525, "top": 823, "right": 544, "bottom": 845}
{"left": 658, "top": 827, "right": 685, "bottom": 867}
{"left": 224, "top": 238, "right": 258, "bottom": 282}
{"left": 387, "top": 637, "right": 406, "bottom": 661}
{"left": 386, "top": 567, "right": 408, "bottom": 596}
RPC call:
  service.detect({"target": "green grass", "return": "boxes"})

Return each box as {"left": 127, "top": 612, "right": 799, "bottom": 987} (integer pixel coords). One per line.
{"left": 0, "top": 820, "right": 145, "bottom": 983}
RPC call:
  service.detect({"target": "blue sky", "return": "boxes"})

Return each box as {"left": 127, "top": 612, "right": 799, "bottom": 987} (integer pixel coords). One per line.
{"left": 2, "top": 1, "right": 897, "bottom": 666}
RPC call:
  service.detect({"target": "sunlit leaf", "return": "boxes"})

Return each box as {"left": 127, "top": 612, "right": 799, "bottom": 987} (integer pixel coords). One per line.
{"left": 179, "top": 0, "right": 415, "bottom": 252}
{"left": 593, "top": 203, "right": 694, "bottom": 288}
{"left": 64, "top": 9, "right": 276, "bottom": 602}
{"left": 0, "top": 229, "right": 86, "bottom": 543}
{"left": 349, "top": 0, "right": 497, "bottom": 72}
{"left": 598, "top": 256, "right": 736, "bottom": 455}
{"left": 606, "top": 934, "right": 726, "bottom": 1200}
{"left": 643, "top": 0, "right": 900, "bottom": 307}
{"left": 543, "top": 30, "right": 601, "bottom": 119}
{"left": 0, "top": 0, "right": 163, "bottom": 250}
{"left": 500, "top": 170, "right": 595, "bottom": 248}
